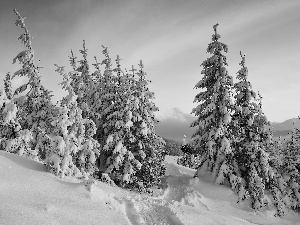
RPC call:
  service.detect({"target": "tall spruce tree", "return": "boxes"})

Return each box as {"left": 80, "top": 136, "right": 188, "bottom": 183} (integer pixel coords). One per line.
{"left": 191, "top": 24, "right": 235, "bottom": 181}
{"left": 231, "top": 52, "right": 286, "bottom": 215}
{"left": 11, "top": 9, "right": 55, "bottom": 157}
{"left": 45, "top": 65, "right": 100, "bottom": 178}
{"left": 100, "top": 56, "right": 142, "bottom": 185}
{"left": 231, "top": 53, "right": 267, "bottom": 210}
{"left": 127, "top": 61, "right": 166, "bottom": 192}
{"left": 72, "top": 41, "right": 92, "bottom": 119}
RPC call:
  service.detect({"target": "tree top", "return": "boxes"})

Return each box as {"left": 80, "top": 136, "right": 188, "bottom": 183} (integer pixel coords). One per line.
{"left": 213, "top": 23, "right": 219, "bottom": 35}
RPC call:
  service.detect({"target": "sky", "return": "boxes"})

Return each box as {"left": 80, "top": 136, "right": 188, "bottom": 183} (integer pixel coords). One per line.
{"left": 0, "top": 0, "right": 300, "bottom": 141}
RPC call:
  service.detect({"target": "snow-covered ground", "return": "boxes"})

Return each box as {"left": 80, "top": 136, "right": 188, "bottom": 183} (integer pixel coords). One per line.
{"left": 1, "top": 151, "right": 299, "bottom": 225}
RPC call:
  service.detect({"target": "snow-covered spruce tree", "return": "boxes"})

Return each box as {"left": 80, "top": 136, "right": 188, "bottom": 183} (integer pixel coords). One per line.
{"left": 95, "top": 46, "right": 118, "bottom": 146}
{"left": 55, "top": 44, "right": 108, "bottom": 176}
{"left": 45, "top": 65, "right": 100, "bottom": 178}
{"left": 0, "top": 89, "right": 37, "bottom": 160}
{"left": 255, "top": 93, "right": 287, "bottom": 215}
{"left": 229, "top": 52, "right": 289, "bottom": 215}
{"left": 0, "top": 89, "right": 19, "bottom": 148}
{"left": 11, "top": 9, "right": 55, "bottom": 159}
{"left": 124, "top": 61, "right": 166, "bottom": 192}
{"left": 86, "top": 54, "right": 103, "bottom": 125}
{"left": 177, "top": 143, "right": 202, "bottom": 169}
{"left": 177, "top": 135, "right": 201, "bottom": 168}
{"left": 277, "top": 122, "right": 300, "bottom": 212}
{"left": 66, "top": 43, "right": 105, "bottom": 144}
{"left": 191, "top": 24, "right": 235, "bottom": 182}
{"left": 162, "top": 137, "right": 183, "bottom": 156}
{"left": 267, "top": 136, "right": 285, "bottom": 171}
{"left": 76, "top": 47, "right": 138, "bottom": 185}
{"left": 99, "top": 54, "right": 146, "bottom": 187}
{"left": 69, "top": 41, "right": 94, "bottom": 120}
{"left": 93, "top": 52, "right": 165, "bottom": 191}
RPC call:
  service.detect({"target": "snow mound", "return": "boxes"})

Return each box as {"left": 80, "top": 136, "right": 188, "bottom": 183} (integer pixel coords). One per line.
{"left": 0, "top": 150, "right": 130, "bottom": 225}
{"left": 164, "top": 156, "right": 300, "bottom": 225}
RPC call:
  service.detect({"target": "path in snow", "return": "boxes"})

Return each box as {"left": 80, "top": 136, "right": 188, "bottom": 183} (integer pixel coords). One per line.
{"left": 120, "top": 162, "right": 194, "bottom": 225}
{"left": 118, "top": 160, "right": 297, "bottom": 225}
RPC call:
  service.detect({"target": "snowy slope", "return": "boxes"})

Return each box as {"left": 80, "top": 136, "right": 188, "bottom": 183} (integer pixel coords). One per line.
{"left": 0, "top": 151, "right": 130, "bottom": 225}
{"left": 1, "top": 151, "right": 300, "bottom": 225}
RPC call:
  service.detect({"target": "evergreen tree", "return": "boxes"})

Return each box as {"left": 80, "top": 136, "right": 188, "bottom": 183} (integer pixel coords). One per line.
{"left": 70, "top": 44, "right": 110, "bottom": 146}
{"left": 177, "top": 142, "right": 203, "bottom": 169}
{"left": 0, "top": 89, "right": 36, "bottom": 160}
{"left": 231, "top": 52, "right": 285, "bottom": 215}
{"left": 45, "top": 65, "right": 100, "bottom": 178}
{"left": 100, "top": 58, "right": 145, "bottom": 186}
{"left": 191, "top": 24, "right": 235, "bottom": 181}
{"left": 162, "top": 138, "right": 183, "bottom": 156}
{"left": 0, "top": 89, "right": 19, "bottom": 145}
{"left": 278, "top": 122, "right": 300, "bottom": 212}
{"left": 268, "top": 137, "right": 284, "bottom": 170}
{"left": 94, "top": 46, "right": 122, "bottom": 172}
{"left": 94, "top": 46, "right": 116, "bottom": 146}
{"left": 53, "top": 44, "right": 109, "bottom": 176}
{"left": 11, "top": 9, "right": 55, "bottom": 158}
{"left": 127, "top": 61, "right": 166, "bottom": 192}
{"left": 71, "top": 41, "right": 92, "bottom": 119}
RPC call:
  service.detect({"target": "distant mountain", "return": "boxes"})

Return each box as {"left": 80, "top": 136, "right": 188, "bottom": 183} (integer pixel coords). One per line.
{"left": 155, "top": 109, "right": 196, "bottom": 142}
{"left": 156, "top": 112, "right": 300, "bottom": 141}
{"left": 271, "top": 118, "right": 300, "bottom": 131}
{"left": 271, "top": 118, "right": 300, "bottom": 138}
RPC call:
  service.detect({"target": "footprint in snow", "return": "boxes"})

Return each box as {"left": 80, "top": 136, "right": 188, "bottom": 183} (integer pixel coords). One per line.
{"left": 121, "top": 197, "right": 146, "bottom": 225}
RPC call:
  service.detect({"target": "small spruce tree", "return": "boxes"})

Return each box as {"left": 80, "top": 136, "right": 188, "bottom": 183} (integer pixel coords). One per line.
{"left": 0, "top": 89, "right": 36, "bottom": 160}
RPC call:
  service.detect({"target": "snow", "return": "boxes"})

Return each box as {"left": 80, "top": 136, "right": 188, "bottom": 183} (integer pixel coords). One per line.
{"left": 125, "top": 120, "right": 133, "bottom": 129}
{"left": 1, "top": 152, "right": 300, "bottom": 225}
{"left": 106, "top": 134, "right": 114, "bottom": 145}
{"left": 113, "top": 141, "right": 123, "bottom": 154}
{"left": 223, "top": 113, "right": 231, "bottom": 125}
{"left": 2, "top": 101, "right": 18, "bottom": 123}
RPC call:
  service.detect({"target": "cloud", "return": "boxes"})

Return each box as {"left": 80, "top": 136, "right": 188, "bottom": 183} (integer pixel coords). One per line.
{"left": 220, "top": 1, "right": 300, "bottom": 40}
{"left": 155, "top": 108, "right": 196, "bottom": 142}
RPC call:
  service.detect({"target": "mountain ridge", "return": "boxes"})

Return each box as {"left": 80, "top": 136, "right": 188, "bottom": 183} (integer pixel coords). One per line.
{"left": 271, "top": 117, "right": 300, "bottom": 137}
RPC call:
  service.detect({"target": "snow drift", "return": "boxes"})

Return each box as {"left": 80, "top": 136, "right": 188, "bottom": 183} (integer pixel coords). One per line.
{"left": 1, "top": 152, "right": 299, "bottom": 225}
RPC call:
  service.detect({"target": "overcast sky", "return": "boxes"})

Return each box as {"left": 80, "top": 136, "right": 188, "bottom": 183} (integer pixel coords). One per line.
{"left": 0, "top": 0, "right": 300, "bottom": 141}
